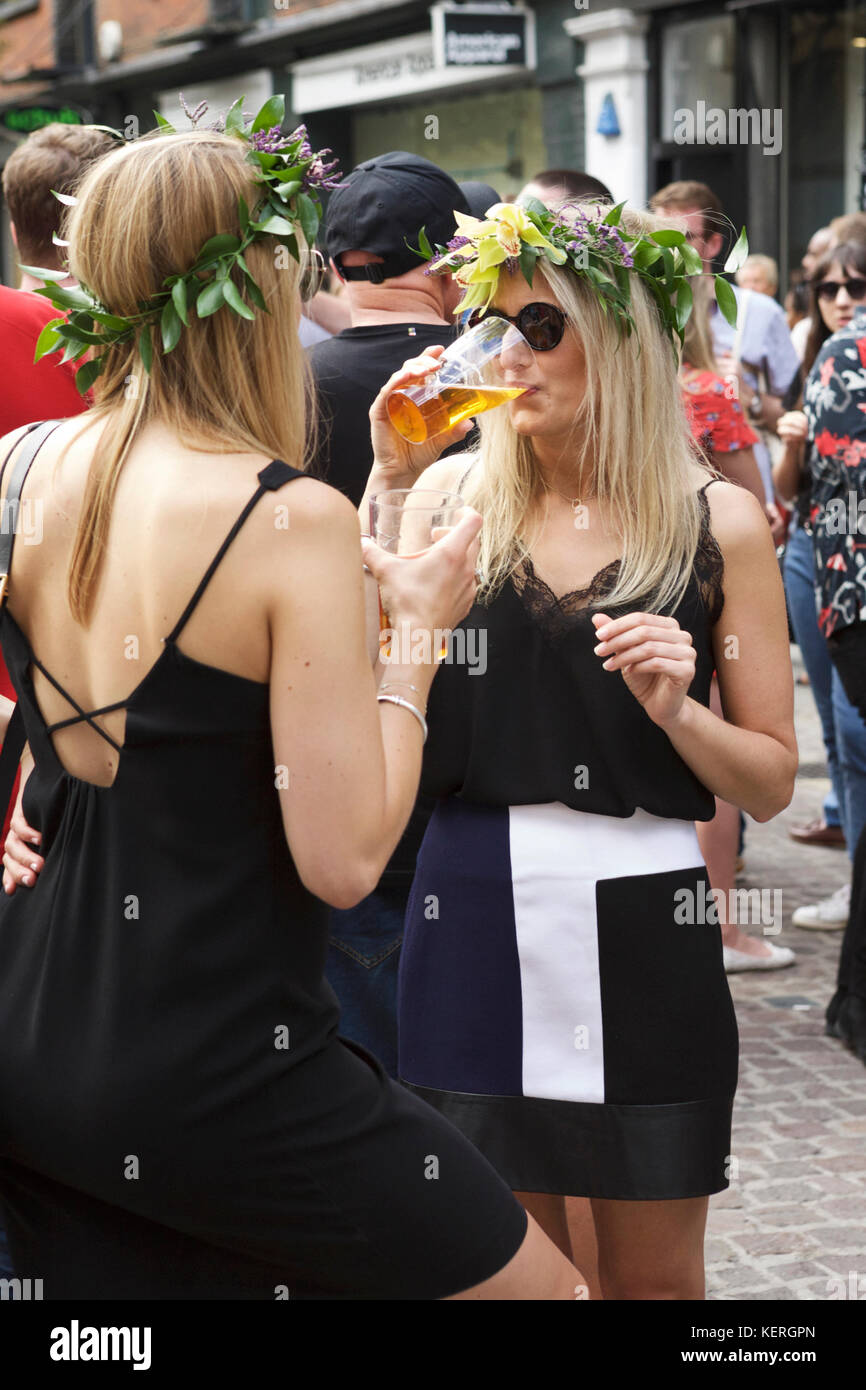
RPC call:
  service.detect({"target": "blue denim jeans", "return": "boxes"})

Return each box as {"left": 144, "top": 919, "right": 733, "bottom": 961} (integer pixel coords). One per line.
{"left": 326, "top": 876, "right": 411, "bottom": 1079}
{"left": 784, "top": 524, "right": 866, "bottom": 856}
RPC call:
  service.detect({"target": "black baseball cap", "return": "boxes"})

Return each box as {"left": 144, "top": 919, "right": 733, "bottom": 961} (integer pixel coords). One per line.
{"left": 325, "top": 151, "right": 471, "bottom": 283}
{"left": 459, "top": 181, "right": 501, "bottom": 219}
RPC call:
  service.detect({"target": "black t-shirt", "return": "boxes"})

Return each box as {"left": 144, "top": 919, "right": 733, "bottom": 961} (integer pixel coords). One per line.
{"left": 307, "top": 322, "right": 460, "bottom": 507}
{"left": 307, "top": 321, "right": 463, "bottom": 886}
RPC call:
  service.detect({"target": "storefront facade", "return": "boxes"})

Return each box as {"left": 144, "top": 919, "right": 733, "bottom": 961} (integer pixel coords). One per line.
{"left": 572, "top": 0, "right": 866, "bottom": 283}
{"left": 1, "top": 1, "right": 863, "bottom": 288}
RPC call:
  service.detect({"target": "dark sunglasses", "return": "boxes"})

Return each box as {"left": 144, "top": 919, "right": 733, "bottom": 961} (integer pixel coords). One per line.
{"left": 815, "top": 277, "right": 866, "bottom": 303}
{"left": 468, "top": 301, "right": 568, "bottom": 351}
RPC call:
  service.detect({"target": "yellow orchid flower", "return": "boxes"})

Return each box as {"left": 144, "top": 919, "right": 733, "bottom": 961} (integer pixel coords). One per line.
{"left": 486, "top": 203, "right": 568, "bottom": 263}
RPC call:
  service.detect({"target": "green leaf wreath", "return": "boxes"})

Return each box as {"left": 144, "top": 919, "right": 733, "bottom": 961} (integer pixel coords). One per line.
{"left": 23, "top": 93, "right": 341, "bottom": 395}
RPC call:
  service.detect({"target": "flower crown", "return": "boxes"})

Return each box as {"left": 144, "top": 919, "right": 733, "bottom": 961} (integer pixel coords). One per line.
{"left": 422, "top": 198, "right": 747, "bottom": 347}
{"left": 23, "top": 93, "right": 341, "bottom": 394}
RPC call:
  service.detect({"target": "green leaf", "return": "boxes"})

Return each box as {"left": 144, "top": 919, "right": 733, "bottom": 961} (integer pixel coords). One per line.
{"left": 194, "top": 234, "right": 241, "bottom": 264}
{"left": 50, "top": 189, "right": 78, "bottom": 207}
{"left": 36, "top": 284, "right": 94, "bottom": 312}
{"left": 33, "top": 318, "right": 64, "bottom": 362}
{"left": 171, "top": 278, "right": 189, "bottom": 326}
{"left": 224, "top": 96, "right": 247, "bottom": 137}
{"left": 602, "top": 200, "right": 627, "bottom": 226}
{"left": 75, "top": 357, "right": 105, "bottom": 395}
{"left": 17, "top": 263, "right": 69, "bottom": 283}
{"left": 651, "top": 228, "right": 686, "bottom": 248}
{"left": 196, "top": 279, "right": 226, "bottom": 318}
{"left": 714, "top": 275, "right": 739, "bottom": 329}
{"left": 139, "top": 324, "right": 153, "bottom": 373}
{"left": 521, "top": 196, "right": 548, "bottom": 221}
{"left": 222, "top": 278, "right": 256, "bottom": 320}
{"left": 237, "top": 194, "right": 251, "bottom": 233}
{"left": 273, "top": 179, "right": 301, "bottom": 199}
{"left": 255, "top": 213, "right": 295, "bottom": 236}
{"left": 678, "top": 242, "right": 704, "bottom": 276}
{"left": 244, "top": 276, "right": 266, "bottom": 312}
{"left": 630, "top": 241, "right": 662, "bottom": 271}
{"left": 53, "top": 322, "right": 104, "bottom": 344}
{"left": 89, "top": 310, "right": 131, "bottom": 330}
{"left": 152, "top": 111, "right": 175, "bottom": 132}
{"left": 518, "top": 244, "right": 539, "bottom": 288}
{"left": 675, "top": 278, "right": 693, "bottom": 334}
{"left": 416, "top": 226, "right": 433, "bottom": 260}
{"left": 251, "top": 94, "right": 285, "bottom": 134}
{"left": 84, "top": 123, "right": 124, "bottom": 141}
{"left": 660, "top": 247, "right": 676, "bottom": 291}
{"left": 295, "top": 192, "right": 319, "bottom": 246}
{"left": 160, "top": 299, "right": 182, "bottom": 352}
{"left": 724, "top": 226, "right": 749, "bottom": 276}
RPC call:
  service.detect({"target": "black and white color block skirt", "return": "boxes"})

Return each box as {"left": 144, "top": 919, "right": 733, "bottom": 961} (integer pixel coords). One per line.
{"left": 398, "top": 797, "right": 739, "bottom": 1200}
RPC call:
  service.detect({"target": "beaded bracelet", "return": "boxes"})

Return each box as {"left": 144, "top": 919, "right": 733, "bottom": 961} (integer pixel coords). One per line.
{"left": 377, "top": 693, "right": 428, "bottom": 743}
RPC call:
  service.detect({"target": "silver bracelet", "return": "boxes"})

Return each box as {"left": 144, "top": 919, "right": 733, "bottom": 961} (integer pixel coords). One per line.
{"left": 379, "top": 680, "right": 423, "bottom": 697}
{"left": 377, "top": 693, "right": 428, "bottom": 743}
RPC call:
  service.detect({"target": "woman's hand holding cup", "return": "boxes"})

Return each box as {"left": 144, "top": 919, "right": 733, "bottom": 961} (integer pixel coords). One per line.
{"left": 360, "top": 507, "right": 482, "bottom": 646}
{"left": 369, "top": 347, "right": 474, "bottom": 487}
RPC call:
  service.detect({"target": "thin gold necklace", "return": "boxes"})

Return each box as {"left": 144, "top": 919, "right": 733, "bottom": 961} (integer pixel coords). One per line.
{"left": 541, "top": 477, "right": 595, "bottom": 516}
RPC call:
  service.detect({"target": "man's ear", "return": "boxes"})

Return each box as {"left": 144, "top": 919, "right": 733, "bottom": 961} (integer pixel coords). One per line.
{"left": 706, "top": 230, "right": 724, "bottom": 263}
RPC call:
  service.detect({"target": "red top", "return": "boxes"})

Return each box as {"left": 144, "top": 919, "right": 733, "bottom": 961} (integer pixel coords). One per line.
{"left": 680, "top": 365, "right": 759, "bottom": 455}
{"left": 0, "top": 286, "right": 89, "bottom": 846}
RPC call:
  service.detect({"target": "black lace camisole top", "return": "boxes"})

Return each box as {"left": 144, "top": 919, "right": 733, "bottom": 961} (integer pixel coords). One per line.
{"left": 419, "top": 481, "right": 725, "bottom": 822}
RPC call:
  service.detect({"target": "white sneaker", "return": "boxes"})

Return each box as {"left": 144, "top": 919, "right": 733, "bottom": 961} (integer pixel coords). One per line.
{"left": 723, "top": 941, "right": 796, "bottom": 972}
{"left": 791, "top": 883, "right": 850, "bottom": 930}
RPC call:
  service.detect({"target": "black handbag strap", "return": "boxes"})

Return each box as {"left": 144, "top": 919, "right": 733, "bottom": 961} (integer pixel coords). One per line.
{"left": 0, "top": 420, "right": 63, "bottom": 820}
{"left": 0, "top": 419, "right": 63, "bottom": 605}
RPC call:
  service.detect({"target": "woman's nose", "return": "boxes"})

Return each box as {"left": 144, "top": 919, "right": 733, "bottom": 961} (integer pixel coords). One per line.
{"left": 498, "top": 326, "right": 533, "bottom": 372}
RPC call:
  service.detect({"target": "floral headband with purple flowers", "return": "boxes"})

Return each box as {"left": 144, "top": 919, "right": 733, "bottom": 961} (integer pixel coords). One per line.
{"left": 22, "top": 92, "right": 341, "bottom": 394}
{"left": 421, "top": 198, "right": 747, "bottom": 349}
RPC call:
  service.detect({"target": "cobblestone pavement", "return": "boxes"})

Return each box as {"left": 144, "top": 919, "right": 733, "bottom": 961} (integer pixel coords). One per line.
{"left": 705, "top": 646, "right": 866, "bottom": 1302}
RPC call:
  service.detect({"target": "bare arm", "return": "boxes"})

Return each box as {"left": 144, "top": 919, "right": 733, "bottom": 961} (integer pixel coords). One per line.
{"left": 662, "top": 485, "right": 796, "bottom": 819}
{"left": 772, "top": 411, "right": 809, "bottom": 505}
{"left": 591, "top": 484, "right": 797, "bottom": 822}
{"left": 269, "top": 479, "right": 479, "bottom": 908}
{"left": 709, "top": 446, "right": 765, "bottom": 507}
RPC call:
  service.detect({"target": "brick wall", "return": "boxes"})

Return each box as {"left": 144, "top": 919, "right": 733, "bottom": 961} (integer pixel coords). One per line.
{"left": 0, "top": 0, "right": 210, "bottom": 104}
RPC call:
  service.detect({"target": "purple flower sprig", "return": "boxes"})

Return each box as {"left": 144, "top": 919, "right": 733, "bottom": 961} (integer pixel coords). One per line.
{"left": 250, "top": 125, "right": 293, "bottom": 154}
{"left": 300, "top": 149, "right": 341, "bottom": 193}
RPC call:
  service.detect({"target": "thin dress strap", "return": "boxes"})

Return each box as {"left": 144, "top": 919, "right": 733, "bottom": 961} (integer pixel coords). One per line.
{"left": 164, "top": 459, "right": 300, "bottom": 645}
{"left": 20, "top": 459, "right": 301, "bottom": 749}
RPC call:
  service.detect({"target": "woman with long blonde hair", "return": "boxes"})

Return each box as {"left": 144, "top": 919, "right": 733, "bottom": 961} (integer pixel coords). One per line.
{"left": 0, "top": 121, "right": 583, "bottom": 1299}
{"left": 358, "top": 202, "right": 797, "bottom": 1297}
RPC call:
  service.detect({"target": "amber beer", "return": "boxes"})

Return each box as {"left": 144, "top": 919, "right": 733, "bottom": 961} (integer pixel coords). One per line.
{"left": 387, "top": 384, "right": 527, "bottom": 445}
{"left": 369, "top": 489, "right": 466, "bottom": 663}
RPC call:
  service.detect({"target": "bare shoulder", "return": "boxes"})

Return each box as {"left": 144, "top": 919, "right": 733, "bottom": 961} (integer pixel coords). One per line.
{"left": 701, "top": 478, "right": 772, "bottom": 557}
{"left": 247, "top": 469, "right": 359, "bottom": 553}
{"left": 414, "top": 452, "right": 477, "bottom": 495}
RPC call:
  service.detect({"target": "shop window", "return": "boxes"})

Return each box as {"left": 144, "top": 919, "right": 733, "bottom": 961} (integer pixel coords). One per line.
{"left": 659, "top": 15, "right": 735, "bottom": 144}
{"left": 54, "top": 0, "right": 94, "bottom": 70}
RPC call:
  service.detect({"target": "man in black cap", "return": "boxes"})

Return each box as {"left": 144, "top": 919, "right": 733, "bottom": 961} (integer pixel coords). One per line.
{"left": 308, "top": 152, "right": 498, "bottom": 507}
{"left": 313, "top": 155, "right": 498, "bottom": 1078}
